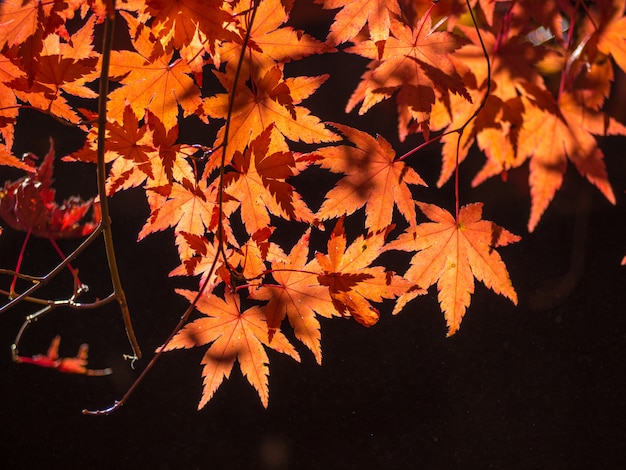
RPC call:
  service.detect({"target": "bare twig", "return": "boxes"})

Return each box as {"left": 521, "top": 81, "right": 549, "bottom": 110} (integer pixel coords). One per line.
{"left": 95, "top": 0, "right": 142, "bottom": 361}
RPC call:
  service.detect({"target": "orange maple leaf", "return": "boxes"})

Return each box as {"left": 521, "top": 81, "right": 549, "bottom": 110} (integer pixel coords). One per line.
{"left": 452, "top": 25, "right": 546, "bottom": 103}
{"left": 223, "top": 125, "right": 316, "bottom": 235}
{"left": 0, "top": 54, "right": 24, "bottom": 147}
{"left": 388, "top": 202, "right": 520, "bottom": 336}
{"left": 162, "top": 289, "right": 300, "bottom": 409}
{"left": 0, "top": 144, "right": 32, "bottom": 171}
{"left": 312, "top": 218, "right": 412, "bottom": 327}
{"left": 103, "top": 106, "right": 155, "bottom": 192}
{"left": 67, "top": 109, "right": 197, "bottom": 197}
{"left": 253, "top": 229, "right": 338, "bottom": 363}
{"left": 7, "top": 18, "right": 99, "bottom": 125}
{"left": 315, "top": 0, "right": 401, "bottom": 51}
{"left": 0, "top": 0, "right": 41, "bottom": 51}
{"left": 434, "top": 25, "right": 547, "bottom": 188}
{"left": 203, "top": 66, "right": 339, "bottom": 165}
{"left": 518, "top": 88, "right": 626, "bottom": 232}
{"left": 168, "top": 235, "right": 231, "bottom": 293}
{"left": 145, "top": 0, "right": 237, "bottom": 73}
{"left": 107, "top": 11, "right": 203, "bottom": 131}
{"left": 594, "top": 1, "right": 626, "bottom": 75}
{"left": 218, "top": 0, "right": 330, "bottom": 80}
{"left": 315, "top": 123, "right": 425, "bottom": 232}
{"left": 142, "top": 112, "right": 198, "bottom": 190}
{"left": 346, "top": 16, "right": 469, "bottom": 139}
{"left": 431, "top": 90, "right": 526, "bottom": 189}
{"left": 138, "top": 177, "right": 217, "bottom": 262}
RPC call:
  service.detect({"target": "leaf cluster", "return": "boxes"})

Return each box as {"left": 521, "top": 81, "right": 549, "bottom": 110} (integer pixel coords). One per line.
{"left": 1, "top": 0, "right": 625, "bottom": 409}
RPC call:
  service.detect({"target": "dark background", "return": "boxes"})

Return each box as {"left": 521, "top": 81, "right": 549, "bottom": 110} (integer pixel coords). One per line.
{"left": 2, "top": 2, "right": 626, "bottom": 468}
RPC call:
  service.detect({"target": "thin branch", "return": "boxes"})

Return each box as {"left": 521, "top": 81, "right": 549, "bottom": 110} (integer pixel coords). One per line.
{"left": 452, "top": 0, "right": 491, "bottom": 220}
{"left": 0, "top": 226, "right": 103, "bottom": 314}
{"left": 11, "top": 305, "right": 54, "bottom": 362}
{"left": 83, "top": 0, "right": 262, "bottom": 416}
{"left": 96, "top": 0, "right": 141, "bottom": 360}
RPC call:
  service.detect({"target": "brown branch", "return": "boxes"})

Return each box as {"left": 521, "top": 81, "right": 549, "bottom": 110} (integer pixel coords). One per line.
{"left": 95, "top": 0, "right": 142, "bottom": 361}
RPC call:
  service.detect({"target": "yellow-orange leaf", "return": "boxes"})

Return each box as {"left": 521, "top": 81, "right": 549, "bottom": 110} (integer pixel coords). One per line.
{"left": 139, "top": 178, "right": 216, "bottom": 262}
{"left": 0, "top": 144, "right": 32, "bottom": 171}
{"left": 346, "top": 16, "right": 469, "bottom": 139}
{"left": 223, "top": 125, "right": 315, "bottom": 234}
{"left": 108, "top": 11, "right": 202, "bottom": 131}
{"left": 0, "top": 0, "right": 39, "bottom": 51}
{"left": 315, "top": 123, "right": 425, "bottom": 232}
{"left": 389, "top": 202, "right": 520, "bottom": 336}
{"left": 312, "top": 217, "right": 412, "bottom": 327}
{"left": 219, "top": 0, "right": 330, "bottom": 79}
{"left": 316, "top": 0, "right": 401, "bottom": 48}
{"left": 518, "top": 90, "right": 625, "bottom": 232}
{"left": 163, "top": 289, "right": 300, "bottom": 409}
{"left": 254, "top": 230, "right": 338, "bottom": 363}
{"left": 204, "top": 67, "right": 339, "bottom": 166}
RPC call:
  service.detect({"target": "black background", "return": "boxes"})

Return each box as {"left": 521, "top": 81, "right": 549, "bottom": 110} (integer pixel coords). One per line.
{"left": 2, "top": 2, "right": 626, "bottom": 468}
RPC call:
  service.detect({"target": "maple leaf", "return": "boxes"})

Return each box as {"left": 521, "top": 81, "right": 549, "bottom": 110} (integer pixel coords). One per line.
{"left": 388, "top": 202, "right": 519, "bottom": 335}
{"left": 517, "top": 88, "right": 626, "bottom": 232}
{"left": 67, "top": 109, "right": 197, "bottom": 197}
{"left": 103, "top": 106, "right": 155, "bottom": 192}
{"left": 0, "top": 139, "right": 100, "bottom": 239}
{"left": 142, "top": 112, "right": 198, "bottom": 189}
{"left": 253, "top": 229, "right": 338, "bottom": 363}
{"left": 138, "top": 177, "right": 217, "bottom": 262}
{"left": 432, "top": 90, "right": 526, "bottom": 189}
{"left": 14, "top": 335, "right": 112, "bottom": 376}
{"left": 168, "top": 233, "right": 245, "bottom": 298}
{"left": 584, "top": 0, "right": 626, "bottom": 76}
{"left": 0, "top": 144, "right": 33, "bottom": 172}
{"left": 145, "top": 0, "right": 237, "bottom": 73}
{"left": 0, "top": 53, "right": 24, "bottom": 147}
{"left": 315, "top": 123, "right": 425, "bottom": 232}
{"left": 218, "top": 0, "right": 331, "bottom": 80}
{"left": 6, "top": 18, "right": 100, "bottom": 124}
{"left": 162, "top": 289, "right": 300, "bottom": 409}
{"left": 452, "top": 25, "right": 547, "bottom": 103}
{"left": 223, "top": 125, "right": 316, "bottom": 235}
{"left": 311, "top": 217, "right": 412, "bottom": 327}
{"left": 203, "top": 66, "right": 339, "bottom": 165}
{"left": 346, "top": 16, "right": 470, "bottom": 139}
{"left": 433, "top": 25, "right": 548, "bottom": 188}
{"left": 0, "top": 0, "right": 40, "bottom": 51}
{"left": 316, "top": 0, "right": 401, "bottom": 53}
{"left": 220, "top": 229, "right": 272, "bottom": 288}
{"left": 108, "top": 11, "right": 203, "bottom": 131}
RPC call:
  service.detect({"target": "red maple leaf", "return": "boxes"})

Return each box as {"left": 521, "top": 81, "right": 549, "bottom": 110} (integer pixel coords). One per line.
{"left": 14, "top": 335, "right": 112, "bottom": 376}
{"left": 0, "top": 139, "right": 100, "bottom": 239}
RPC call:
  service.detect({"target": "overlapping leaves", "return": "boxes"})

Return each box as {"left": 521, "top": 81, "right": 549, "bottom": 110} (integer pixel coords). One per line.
{"left": 1, "top": 0, "right": 624, "bottom": 410}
